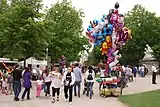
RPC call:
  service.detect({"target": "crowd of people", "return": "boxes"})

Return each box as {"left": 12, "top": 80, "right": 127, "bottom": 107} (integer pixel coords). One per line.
{"left": 0, "top": 62, "right": 158, "bottom": 105}
{"left": 0, "top": 63, "right": 95, "bottom": 105}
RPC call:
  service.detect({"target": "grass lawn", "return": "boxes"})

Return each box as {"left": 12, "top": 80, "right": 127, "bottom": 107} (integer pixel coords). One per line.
{"left": 119, "top": 90, "right": 160, "bottom": 107}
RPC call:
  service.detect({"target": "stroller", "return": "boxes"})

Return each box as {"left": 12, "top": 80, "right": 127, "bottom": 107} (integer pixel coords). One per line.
{"left": 83, "top": 79, "right": 94, "bottom": 95}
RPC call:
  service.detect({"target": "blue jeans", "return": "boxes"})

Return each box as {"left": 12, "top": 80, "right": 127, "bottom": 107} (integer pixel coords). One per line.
{"left": 140, "top": 71, "right": 145, "bottom": 77}
{"left": 86, "top": 82, "right": 94, "bottom": 99}
{"left": 74, "top": 81, "right": 81, "bottom": 97}
{"left": 13, "top": 81, "right": 21, "bottom": 99}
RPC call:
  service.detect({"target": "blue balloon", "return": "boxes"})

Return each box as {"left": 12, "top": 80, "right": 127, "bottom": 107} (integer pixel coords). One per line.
{"left": 103, "top": 27, "right": 107, "bottom": 32}
{"left": 98, "top": 32, "right": 103, "bottom": 36}
{"left": 92, "top": 33, "right": 98, "bottom": 37}
{"left": 88, "top": 25, "right": 92, "bottom": 28}
{"left": 108, "top": 24, "right": 113, "bottom": 29}
{"left": 101, "top": 38, "right": 105, "bottom": 42}
{"left": 101, "top": 18, "right": 105, "bottom": 22}
{"left": 103, "top": 32, "right": 107, "bottom": 36}
{"left": 108, "top": 31, "right": 112, "bottom": 35}
{"left": 93, "top": 19, "right": 98, "bottom": 25}
{"left": 87, "top": 28, "right": 92, "bottom": 31}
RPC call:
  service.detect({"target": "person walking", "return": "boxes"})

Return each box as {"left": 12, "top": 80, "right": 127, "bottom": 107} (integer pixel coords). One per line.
{"left": 133, "top": 66, "right": 137, "bottom": 77}
{"left": 62, "top": 67, "right": 75, "bottom": 105}
{"left": 21, "top": 67, "right": 32, "bottom": 100}
{"left": 125, "top": 65, "right": 132, "bottom": 82}
{"left": 50, "top": 67, "right": 62, "bottom": 103}
{"left": 43, "top": 69, "right": 51, "bottom": 97}
{"left": 73, "top": 63, "right": 82, "bottom": 98}
{"left": 85, "top": 66, "right": 95, "bottom": 99}
{"left": 36, "top": 76, "right": 43, "bottom": 98}
{"left": 6, "top": 73, "right": 13, "bottom": 95}
{"left": 12, "top": 64, "right": 22, "bottom": 101}
{"left": 152, "top": 64, "right": 157, "bottom": 84}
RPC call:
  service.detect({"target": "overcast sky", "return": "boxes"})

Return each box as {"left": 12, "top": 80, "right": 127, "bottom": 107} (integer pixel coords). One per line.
{"left": 43, "top": 0, "right": 160, "bottom": 30}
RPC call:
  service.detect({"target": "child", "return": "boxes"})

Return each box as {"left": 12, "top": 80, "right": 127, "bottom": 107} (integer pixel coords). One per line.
{"left": 2, "top": 76, "right": 7, "bottom": 94}
{"left": 36, "top": 76, "right": 43, "bottom": 97}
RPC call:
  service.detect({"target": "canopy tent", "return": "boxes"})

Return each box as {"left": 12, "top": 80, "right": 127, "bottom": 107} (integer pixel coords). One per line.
{"left": 20, "top": 57, "right": 47, "bottom": 68}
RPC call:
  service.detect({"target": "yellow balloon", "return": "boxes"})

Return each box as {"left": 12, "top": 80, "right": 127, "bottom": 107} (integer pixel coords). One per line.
{"left": 106, "top": 36, "right": 111, "bottom": 42}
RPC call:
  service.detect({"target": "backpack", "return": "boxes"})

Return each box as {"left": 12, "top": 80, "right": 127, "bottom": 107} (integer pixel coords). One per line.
{"left": 87, "top": 73, "right": 93, "bottom": 80}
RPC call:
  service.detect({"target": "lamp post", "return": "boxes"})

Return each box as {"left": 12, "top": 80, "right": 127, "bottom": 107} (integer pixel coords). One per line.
{"left": 46, "top": 48, "right": 48, "bottom": 66}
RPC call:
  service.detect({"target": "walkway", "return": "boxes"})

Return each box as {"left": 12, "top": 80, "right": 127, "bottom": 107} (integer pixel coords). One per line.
{"left": 0, "top": 75, "right": 159, "bottom": 107}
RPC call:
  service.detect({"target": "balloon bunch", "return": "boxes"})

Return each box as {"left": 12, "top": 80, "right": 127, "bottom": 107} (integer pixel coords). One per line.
{"left": 86, "top": 2, "right": 132, "bottom": 70}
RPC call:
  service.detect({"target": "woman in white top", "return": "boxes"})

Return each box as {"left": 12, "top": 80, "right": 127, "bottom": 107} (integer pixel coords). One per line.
{"left": 43, "top": 70, "right": 51, "bottom": 97}
{"left": 85, "top": 66, "right": 95, "bottom": 99}
{"left": 50, "top": 67, "right": 62, "bottom": 103}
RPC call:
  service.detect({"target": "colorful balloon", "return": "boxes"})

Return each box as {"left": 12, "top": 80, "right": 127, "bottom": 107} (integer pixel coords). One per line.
{"left": 86, "top": 2, "right": 132, "bottom": 69}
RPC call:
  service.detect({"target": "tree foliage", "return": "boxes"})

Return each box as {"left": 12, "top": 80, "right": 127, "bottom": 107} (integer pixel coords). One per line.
{"left": 45, "top": 0, "right": 88, "bottom": 63}
{"left": 119, "top": 4, "right": 160, "bottom": 65}
{"left": 0, "top": 0, "right": 49, "bottom": 61}
{"left": 152, "top": 43, "right": 160, "bottom": 61}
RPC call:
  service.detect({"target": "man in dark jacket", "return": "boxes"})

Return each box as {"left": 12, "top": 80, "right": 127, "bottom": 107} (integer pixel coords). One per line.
{"left": 12, "top": 64, "right": 22, "bottom": 101}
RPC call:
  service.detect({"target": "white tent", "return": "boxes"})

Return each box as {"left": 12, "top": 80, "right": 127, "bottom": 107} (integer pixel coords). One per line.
{"left": 20, "top": 57, "right": 47, "bottom": 68}
{"left": 0, "top": 58, "right": 18, "bottom": 63}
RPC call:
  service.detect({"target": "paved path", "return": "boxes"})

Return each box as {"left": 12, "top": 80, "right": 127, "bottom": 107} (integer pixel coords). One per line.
{"left": 0, "top": 75, "right": 159, "bottom": 107}
{"left": 123, "top": 75, "right": 160, "bottom": 95}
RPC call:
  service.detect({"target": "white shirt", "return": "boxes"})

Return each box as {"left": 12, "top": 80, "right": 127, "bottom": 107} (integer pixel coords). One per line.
{"left": 36, "top": 80, "right": 43, "bottom": 86}
{"left": 85, "top": 70, "right": 95, "bottom": 83}
{"left": 43, "top": 73, "right": 51, "bottom": 82}
{"left": 62, "top": 72, "right": 75, "bottom": 86}
{"left": 32, "top": 69, "right": 37, "bottom": 74}
{"left": 39, "top": 70, "right": 43, "bottom": 75}
{"left": 51, "top": 71, "right": 61, "bottom": 88}
{"left": 125, "top": 67, "right": 132, "bottom": 76}
{"left": 152, "top": 66, "right": 157, "bottom": 73}
{"left": 63, "top": 68, "right": 68, "bottom": 74}
{"left": 141, "top": 66, "right": 145, "bottom": 72}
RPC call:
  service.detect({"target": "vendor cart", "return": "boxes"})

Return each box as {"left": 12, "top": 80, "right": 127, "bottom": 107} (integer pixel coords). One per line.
{"left": 97, "top": 77, "right": 122, "bottom": 97}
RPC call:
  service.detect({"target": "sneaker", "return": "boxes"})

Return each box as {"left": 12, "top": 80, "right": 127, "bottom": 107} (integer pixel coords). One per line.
{"left": 16, "top": 98, "right": 20, "bottom": 101}
{"left": 69, "top": 102, "right": 72, "bottom": 105}
{"left": 57, "top": 97, "right": 59, "bottom": 101}
{"left": 51, "top": 98, "right": 55, "bottom": 103}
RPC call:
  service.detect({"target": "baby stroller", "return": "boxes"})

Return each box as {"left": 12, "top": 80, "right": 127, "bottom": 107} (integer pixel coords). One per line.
{"left": 83, "top": 79, "right": 93, "bottom": 95}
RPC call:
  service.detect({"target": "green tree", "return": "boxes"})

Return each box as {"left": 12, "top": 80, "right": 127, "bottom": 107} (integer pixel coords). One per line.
{"left": 152, "top": 44, "right": 160, "bottom": 61}
{"left": 87, "top": 46, "right": 103, "bottom": 65}
{"left": 119, "top": 4, "right": 160, "bottom": 65}
{"left": 45, "top": 0, "right": 88, "bottom": 63}
{"left": 0, "top": 0, "right": 9, "bottom": 57}
{"left": 0, "top": 0, "right": 49, "bottom": 64}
